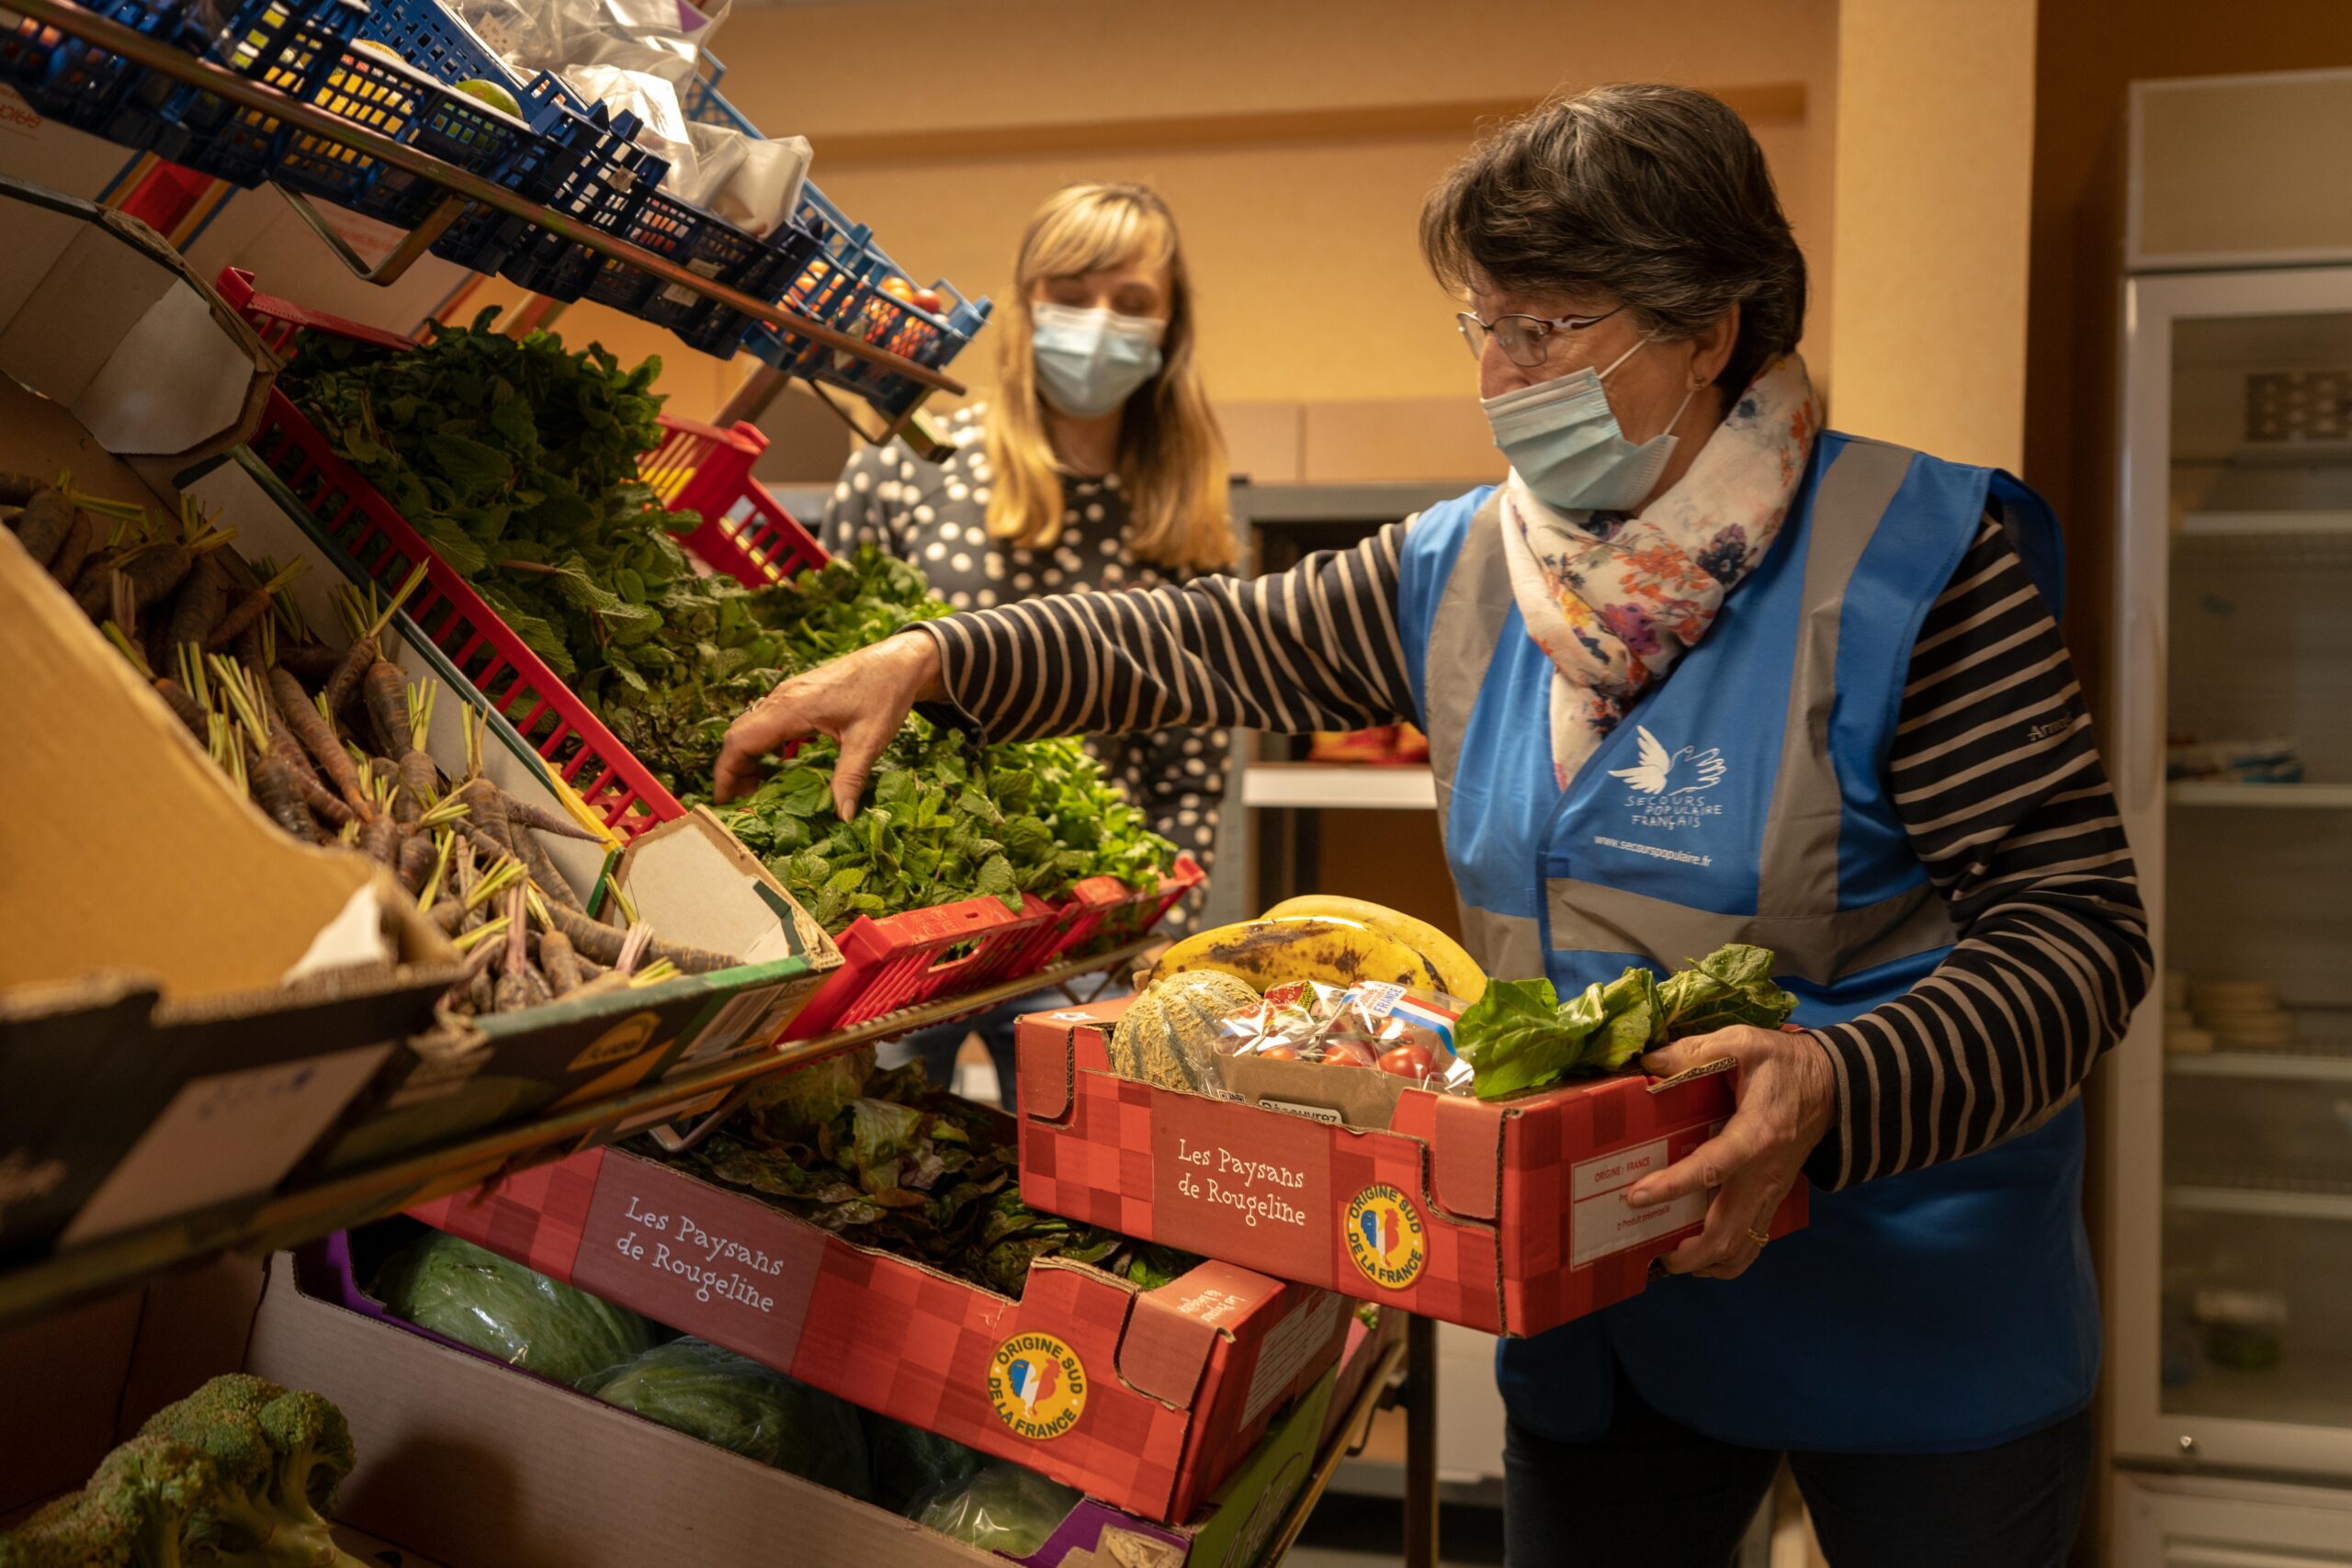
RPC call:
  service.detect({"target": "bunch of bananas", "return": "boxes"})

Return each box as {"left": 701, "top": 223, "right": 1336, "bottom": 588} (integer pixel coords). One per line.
{"left": 1149, "top": 895, "right": 1487, "bottom": 1003}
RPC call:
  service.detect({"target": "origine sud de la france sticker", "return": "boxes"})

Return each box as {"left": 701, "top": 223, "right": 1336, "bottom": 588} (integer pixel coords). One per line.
{"left": 1342, "top": 1183, "right": 1427, "bottom": 1290}
{"left": 989, "top": 1332, "right": 1088, "bottom": 1439}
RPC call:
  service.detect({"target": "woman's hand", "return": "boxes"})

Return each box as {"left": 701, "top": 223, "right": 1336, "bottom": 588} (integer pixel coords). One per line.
{"left": 712, "top": 632, "right": 947, "bottom": 814}
{"left": 1623, "top": 1025, "right": 1837, "bottom": 1280}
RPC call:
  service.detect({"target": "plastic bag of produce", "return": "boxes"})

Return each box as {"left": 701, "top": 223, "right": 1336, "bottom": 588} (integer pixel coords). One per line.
{"left": 583, "top": 1338, "right": 873, "bottom": 1498}
{"left": 1215, "top": 979, "right": 1476, "bottom": 1093}
{"left": 862, "top": 1410, "right": 986, "bottom": 1515}
{"left": 372, "top": 1233, "right": 657, "bottom": 1387}
{"left": 913, "top": 1463, "right": 1083, "bottom": 1559}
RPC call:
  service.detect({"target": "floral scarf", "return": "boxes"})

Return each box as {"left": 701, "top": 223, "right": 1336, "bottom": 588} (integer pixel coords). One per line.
{"left": 1498, "top": 354, "right": 1822, "bottom": 788}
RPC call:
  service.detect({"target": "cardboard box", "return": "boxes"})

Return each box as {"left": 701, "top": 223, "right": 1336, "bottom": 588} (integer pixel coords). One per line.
{"left": 1015, "top": 999, "right": 1808, "bottom": 1337}
{"left": 0, "top": 1239, "right": 1378, "bottom": 1568}
{"left": 317, "top": 1218, "right": 1352, "bottom": 1568}
{"left": 0, "top": 180, "right": 465, "bottom": 1258}
{"left": 407, "top": 1138, "right": 1351, "bottom": 1524}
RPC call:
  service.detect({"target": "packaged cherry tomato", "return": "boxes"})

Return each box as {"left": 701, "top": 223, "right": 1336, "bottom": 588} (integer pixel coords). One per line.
{"left": 1216, "top": 979, "right": 1475, "bottom": 1094}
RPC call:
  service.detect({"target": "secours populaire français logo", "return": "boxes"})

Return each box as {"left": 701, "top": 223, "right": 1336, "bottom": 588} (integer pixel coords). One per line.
{"left": 988, "top": 1333, "right": 1088, "bottom": 1440}
{"left": 1609, "top": 724, "right": 1728, "bottom": 838}
{"left": 1342, "top": 1184, "right": 1427, "bottom": 1291}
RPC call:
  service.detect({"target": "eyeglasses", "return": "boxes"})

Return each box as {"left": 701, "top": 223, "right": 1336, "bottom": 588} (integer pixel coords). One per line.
{"left": 1455, "top": 303, "right": 1627, "bottom": 368}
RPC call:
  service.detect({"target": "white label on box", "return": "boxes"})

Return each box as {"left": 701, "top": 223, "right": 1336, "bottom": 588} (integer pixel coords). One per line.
{"left": 1241, "top": 1291, "right": 1345, "bottom": 1428}
{"left": 1568, "top": 1137, "right": 1707, "bottom": 1268}
{"left": 1258, "top": 1099, "right": 1343, "bottom": 1125}
{"left": 60, "top": 1044, "right": 390, "bottom": 1245}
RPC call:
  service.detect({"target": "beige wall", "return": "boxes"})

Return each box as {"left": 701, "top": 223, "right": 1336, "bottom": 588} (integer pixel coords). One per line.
{"left": 1825, "top": 0, "right": 2039, "bottom": 471}
{"left": 701, "top": 0, "right": 1840, "bottom": 472}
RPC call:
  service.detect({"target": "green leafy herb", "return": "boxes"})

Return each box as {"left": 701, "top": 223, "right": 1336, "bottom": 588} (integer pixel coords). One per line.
{"left": 284, "top": 316, "right": 1179, "bottom": 930}
{"left": 1454, "top": 944, "right": 1796, "bottom": 1100}
{"left": 665, "top": 1055, "right": 1193, "bottom": 1298}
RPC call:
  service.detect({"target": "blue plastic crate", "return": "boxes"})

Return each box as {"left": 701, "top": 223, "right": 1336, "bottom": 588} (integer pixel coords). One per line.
{"left": 810, "top": 265, "right": 990, "bottom": 418}
{"left": 0, "top": 0, "right": 206, "bottom": 139}
{"left": 270, "top": 46, "right": 539, "bottom": 229}
{"left": 487, "top": 99, "right": 668, "bottom": 299}
{"left": 354, "top": 0, "right": 524, "bottom": 97}
{"left": 147, "top": 0, "right": 369, "bottom": 187}
{"left": 677, "top": 51, "right": 754, "bottom": 135}
{"left": 424, "top": 68, "right": 583, "bottom": 272}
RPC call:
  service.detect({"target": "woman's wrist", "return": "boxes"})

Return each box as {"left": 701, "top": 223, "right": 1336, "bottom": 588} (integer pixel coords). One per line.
{"left": 889, "top": 626, "right": 950, "bottom": 705}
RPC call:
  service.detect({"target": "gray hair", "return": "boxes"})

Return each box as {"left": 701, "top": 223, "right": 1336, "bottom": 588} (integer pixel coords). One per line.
{"left": 1421, "top": 84, "right": 1807, "bottom": 393}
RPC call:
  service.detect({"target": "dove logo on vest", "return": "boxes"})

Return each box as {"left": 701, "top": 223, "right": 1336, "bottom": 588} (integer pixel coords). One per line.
{"left": 1343, "top": 1184, "right": 1427, "bottom": 1291}
{"left": 1609, "top": 724, "right": 1728, "bottom": 836}
{"left": 989, "top": 1333, "right": 1088, "bottom": 1439}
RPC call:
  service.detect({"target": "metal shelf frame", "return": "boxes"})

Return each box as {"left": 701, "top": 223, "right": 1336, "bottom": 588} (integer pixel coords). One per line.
{"left": 9, "top": 0, "right": 966, "bottom": 443}
{"left": 0, "top": 937, "right": 1148, "bottom": 1332}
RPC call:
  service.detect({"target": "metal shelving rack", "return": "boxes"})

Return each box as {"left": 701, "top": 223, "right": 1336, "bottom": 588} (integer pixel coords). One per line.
{"left": 7, "top": 0, "right": 967, "bottom": 445}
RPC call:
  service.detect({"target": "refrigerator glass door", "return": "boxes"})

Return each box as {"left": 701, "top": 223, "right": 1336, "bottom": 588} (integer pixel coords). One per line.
{"left": 2112, "top": 267, "right": 2352, "bottom": 1474}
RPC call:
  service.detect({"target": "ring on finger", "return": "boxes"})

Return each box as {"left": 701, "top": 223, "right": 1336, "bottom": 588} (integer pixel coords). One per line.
{"left": 1743, "top": 1226, "right": 1770, "bottom": 1248}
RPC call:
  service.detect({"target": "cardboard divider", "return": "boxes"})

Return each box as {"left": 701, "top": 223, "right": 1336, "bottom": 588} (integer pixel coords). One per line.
{"left": 0, "top": 180, "right": 469, "bottom": 1260}
{"left": 1016, "top": 1001, "right": 1809, "bottom": 1337}
{"left": 404, "top": 1134, "right": 1350, "bottom": 1525}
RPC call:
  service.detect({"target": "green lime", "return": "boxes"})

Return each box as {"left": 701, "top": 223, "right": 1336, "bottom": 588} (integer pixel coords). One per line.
{"left": 456, "top": 77, "right": 522, "bottom": 118}
{"left": 351, "top": 39, "right": 407, "bottom": 65}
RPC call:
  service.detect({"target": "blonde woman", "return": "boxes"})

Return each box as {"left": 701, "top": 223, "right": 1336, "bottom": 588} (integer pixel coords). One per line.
{"left": 820, "top": 182, "right": 1237, "bottom": 1104}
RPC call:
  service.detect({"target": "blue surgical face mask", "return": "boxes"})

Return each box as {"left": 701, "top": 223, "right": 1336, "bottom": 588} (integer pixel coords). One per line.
{"left": 1031, "top": 302, "right": 1167, "bottom": 418}
{"left": 1483, "top": 337, "right": 1697, "bottom": 513}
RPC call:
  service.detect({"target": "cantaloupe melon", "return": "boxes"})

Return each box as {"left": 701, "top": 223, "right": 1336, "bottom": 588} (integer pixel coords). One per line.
{"left": 1110, "top": 971, "right": 1261, "bottom": 1092}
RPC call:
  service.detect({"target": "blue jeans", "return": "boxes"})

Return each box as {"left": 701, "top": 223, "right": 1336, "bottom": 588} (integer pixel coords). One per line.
{"left": 1502, "top": 1361, "right": 2090, "bottom": 1567}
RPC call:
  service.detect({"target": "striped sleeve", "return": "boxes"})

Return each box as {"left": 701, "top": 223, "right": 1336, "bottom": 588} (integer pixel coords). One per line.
{"left": 1804, "top": 516, "right": 2154, "bottom": 1190}
{"left": 914, "top": 522, "right": 1417, "bottom": 740}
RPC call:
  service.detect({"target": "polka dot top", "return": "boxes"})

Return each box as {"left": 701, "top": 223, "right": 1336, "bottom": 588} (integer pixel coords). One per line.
{"left": 820, "top": 405, "right": 1230, "bottom": 934}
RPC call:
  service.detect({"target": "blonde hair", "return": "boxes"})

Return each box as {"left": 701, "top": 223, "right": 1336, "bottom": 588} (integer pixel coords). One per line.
{"left": 983, "top": 183, "right": 1236, "bottom": 571}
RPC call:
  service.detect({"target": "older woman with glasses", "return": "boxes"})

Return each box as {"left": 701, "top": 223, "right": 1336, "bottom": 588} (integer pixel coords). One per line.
{"left": 715, "top": 84, "right": 2149, "bottom": 1567}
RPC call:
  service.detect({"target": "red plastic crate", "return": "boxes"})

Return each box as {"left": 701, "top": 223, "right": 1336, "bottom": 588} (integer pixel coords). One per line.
{"left": 776, "top": 890, "right": 1063, "bottom": 1041}
{"left": 640, "top": 414, "right": 826, "bottom": 585}
{"left": 220, "top": 266, "right": 683, "bottom": 838}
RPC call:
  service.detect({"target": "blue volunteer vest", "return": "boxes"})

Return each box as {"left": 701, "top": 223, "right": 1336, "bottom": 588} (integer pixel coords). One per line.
{"left": 1396, "top": 433, "right": 2098, "bottom": 1453}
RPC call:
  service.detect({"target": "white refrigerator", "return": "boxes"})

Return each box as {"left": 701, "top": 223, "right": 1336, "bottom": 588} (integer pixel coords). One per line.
{"left": 2105, "top": 71, "right": 2352, "bottom": 1563}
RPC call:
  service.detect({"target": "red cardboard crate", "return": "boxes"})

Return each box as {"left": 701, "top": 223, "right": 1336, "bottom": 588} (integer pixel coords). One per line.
{"left": 1014, "top": 998, "right": 1809, "bottom": 1337}
{"left": 408, "top": 1143, "right": 1350, "bottom": 1523}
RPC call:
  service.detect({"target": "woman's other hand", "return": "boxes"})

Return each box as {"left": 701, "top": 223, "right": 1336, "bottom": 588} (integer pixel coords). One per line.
{"left": 1623, "top": 1025, "right": 1836, "bottom": 1280}
{"left": 712, "top": 633, "right": 947, "bottom": 814}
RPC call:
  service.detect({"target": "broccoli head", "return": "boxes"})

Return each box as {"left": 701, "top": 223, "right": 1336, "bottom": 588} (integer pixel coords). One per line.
{"left": 138, "top": 1374, "right": 363, "bottom": 1568}
{"left": 0, "top": 1434, "right": 217, "bottom": 1567}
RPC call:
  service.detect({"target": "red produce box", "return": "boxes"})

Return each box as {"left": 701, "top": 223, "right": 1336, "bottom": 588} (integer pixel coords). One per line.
{"left": 407, "top": 1144, "right": 1350, "bottom": 1523}
{"left": 1015, "top": 999, "right": 1808, "bottom": 1337}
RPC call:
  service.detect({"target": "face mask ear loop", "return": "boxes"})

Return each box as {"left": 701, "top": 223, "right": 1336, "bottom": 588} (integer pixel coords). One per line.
{"left": 1596, "top": 333, "right": 1650, "bottom": 381}
{"left": 1658, "top": 378, "right": 1701, "bottom": 441}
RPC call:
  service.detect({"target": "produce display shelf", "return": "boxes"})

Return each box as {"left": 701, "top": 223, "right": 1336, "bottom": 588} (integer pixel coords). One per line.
{"left": 2167, "top": 1052, "right": 2352, "bottom": 1083}
{"left": 0, "top": 936, "right": 1152, "bottom": 1334}
{"left": 1241, "top": 761, "right": 1439, "bottom": 810}
{"left": 2167, "top": 781, "right": 2352, "bottom": 808}
{"left": 6, "top": 0, "right": 967, "bottom": 437}
{"left": 2165, "top": 1184, "right": 2352, "bottom": 1223}
{"left": 230, "top": 270, "right": 1194, "bottom": 1045}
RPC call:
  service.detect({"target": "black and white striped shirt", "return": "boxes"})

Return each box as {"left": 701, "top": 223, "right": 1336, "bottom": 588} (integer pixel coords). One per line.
{"left": 914, "top": 509, "right": 2152, "bottom": 1190}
